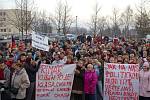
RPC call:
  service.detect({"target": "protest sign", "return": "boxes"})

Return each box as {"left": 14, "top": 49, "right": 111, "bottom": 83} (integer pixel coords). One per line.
{"left": 36, "top": 64, "right": 76, "bottom": 100}
{"left": 104, "top": 63, "right": 139, "bottom": 100}
{"left": 32, "top": 33, "right": 49, "bottom": 51}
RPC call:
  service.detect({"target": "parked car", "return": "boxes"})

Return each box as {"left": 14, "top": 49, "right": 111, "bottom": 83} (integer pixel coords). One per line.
{"left": 66, "top": 34, "right": 77, "bottom": 40}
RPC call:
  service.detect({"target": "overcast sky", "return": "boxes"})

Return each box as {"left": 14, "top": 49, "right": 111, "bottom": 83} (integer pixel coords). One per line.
{"left": 0, "top": 0, "right": 141, "bottom": 26}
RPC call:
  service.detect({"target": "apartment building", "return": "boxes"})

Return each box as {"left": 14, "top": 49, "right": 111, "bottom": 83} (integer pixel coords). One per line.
{"left": 0, "top": 9, "right": 31, "bottom": 36}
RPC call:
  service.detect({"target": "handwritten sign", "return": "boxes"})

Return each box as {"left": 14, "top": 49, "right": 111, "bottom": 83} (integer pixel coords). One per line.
{"left": 32, "top": 33, "right": 49, "bottom": 51}
{"left": 104, "top": 63, "right": 139, "bottom": 100}
{"left": 36, "top": 64, "right": 76, "bottom": 100}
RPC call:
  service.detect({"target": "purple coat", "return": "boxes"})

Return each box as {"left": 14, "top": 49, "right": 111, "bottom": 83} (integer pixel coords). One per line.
{"left": 84, "top": 70, "right": 98, "bottom": 94}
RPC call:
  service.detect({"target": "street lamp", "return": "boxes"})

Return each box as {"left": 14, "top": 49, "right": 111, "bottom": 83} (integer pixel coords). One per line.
{"left": 76, "top": 16, "right": 78, "bottom": 35}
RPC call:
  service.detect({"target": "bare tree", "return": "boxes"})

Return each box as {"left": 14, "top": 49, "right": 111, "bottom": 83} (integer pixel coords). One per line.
{"left": 89, "top": 2, "right": 101, "bottom": 34}
{"left": 7, "top": 0, "right": 35, "bottom": 40}
{"left": 51, "top": 0, "right": 73, "bottom": 35}
{"left": 135, "top": 0, "right": 150, "bottom": 38}
{"left": 62, "top": 2, "right": 73, "bottom": 35}
{"left": 111, "top": 8, "right": 121, "bottom": 37}
{"left": 97, "top": 17, "right": 107, "bottom": 37}
{"left": 32, "top": 11, "right": 52, "bottom": 34}
{"left": 120, "top": 6, "right": 133, "bottom": 38}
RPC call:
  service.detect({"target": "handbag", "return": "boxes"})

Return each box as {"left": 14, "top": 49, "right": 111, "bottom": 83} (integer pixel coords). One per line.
{"left": 10, "top": 87, "right": 19, "bottom": 95}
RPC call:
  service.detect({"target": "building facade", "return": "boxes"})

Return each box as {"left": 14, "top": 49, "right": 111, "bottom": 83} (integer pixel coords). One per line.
{"left": 0, "top": 9, "right": 31, "bottom": 36}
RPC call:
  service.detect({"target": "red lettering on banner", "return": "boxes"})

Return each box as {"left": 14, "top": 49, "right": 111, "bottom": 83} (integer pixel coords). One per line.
{"left": 107, "top": 64, "right": 116, "bottom": 70}
{"left": 37, "top": 93, "right": 49, "bottom": 97}
{"left": 37, "top": 81, "right": 72, "bottom": 88}
{"left": 123, "top": 91, "right": 137, "bottom": 97}
{"left": 36, "top": 64, "right": 76, "bottom": 100}
{"left": 40, "top": 65, "right": 63, "bottom": 75}
{"left": 54, "top": 93, "right": 70, "bottom": 98}
{"left": 128, "top": 65, "right": 139, "bottom": 72}
{"left": 119, "top": 79, "right": 132, "bottom": 86}
{"left": 105, "top": 71, "right": 119, "bottom": 78}
{"left": 118, "top": 64, "right": 126, "bottom": 71}
{"left": 120, "top": 86, "right": 133, "bottom": 91}
{"left": 57, "top": 88, "right": 72, "bottom": 91}
{"left": 104, "top": 64, "right": 139, "bottom": 100}
{"left": 119, "top": 72, "right": 138, "bottom": 79}
{"left": 108, "top": 96, "right": 137, "bottom": 100}
{"left": 105, "top": 77, "right": 118, "bottom": 85}
{"left": 105, "top": 85, "right": 120, "bottom": 91}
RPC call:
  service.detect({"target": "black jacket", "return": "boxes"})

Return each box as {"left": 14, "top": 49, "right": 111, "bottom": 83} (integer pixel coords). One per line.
{"left": 24, "top": 61, "right": 41, "bottom": 82}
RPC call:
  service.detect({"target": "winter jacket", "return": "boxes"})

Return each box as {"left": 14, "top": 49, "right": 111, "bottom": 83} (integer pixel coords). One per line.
{"left": 0, "top": 69, "right": 4, "bottom": 80}
{"left": 72, "top": 67, "right": 85, "bottom": 94}
{"left": 11, "top": 68, "right": 30, "bottom": 99}
{"left": 139, "top": 70, "right": 150, "bottom": 97}
{"left": 24, "top": 61, "right": 41, "bottom": 82}
{"left": 3, "top": 66, "right": 10, "bottom": 87}
{"left": 84, "top": 70, "right": 98, "bottom": 94}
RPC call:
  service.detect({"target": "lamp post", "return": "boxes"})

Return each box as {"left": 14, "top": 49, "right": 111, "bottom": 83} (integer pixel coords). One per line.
{"left": 76, "top": 16, "right": 78, "bottom": 35}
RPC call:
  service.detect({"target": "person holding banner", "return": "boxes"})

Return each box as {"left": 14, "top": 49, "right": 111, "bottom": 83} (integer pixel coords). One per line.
{"left": 139, "top": 62, "right": 150, "bottom": 100}
{"left": 71, "top": 60, "right": 85, "bottom": 100}
{"left": 93, "top": 59, "right": 103, "bottom": 100}
{"left": 52, "top": 53, "right": 65, "bottom": 65}
{"left": 84, "top": 64, "right": 98, "bottom": 100}
{"left": 24, "top": 57, "right": 41, "bottom": 100}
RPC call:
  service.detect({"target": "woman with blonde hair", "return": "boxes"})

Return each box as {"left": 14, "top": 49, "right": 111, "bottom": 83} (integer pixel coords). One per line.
{"left": 11, "top": 62, "right": 30, "bottom": 100}
{"left": 139, "top": 62, "right": 150, "bottom": 100}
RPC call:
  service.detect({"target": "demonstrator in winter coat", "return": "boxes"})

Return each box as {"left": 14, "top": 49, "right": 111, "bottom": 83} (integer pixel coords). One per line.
{"left": 139, "top": 62, "right": 150, "bottom": 100}
{"left": 11, "top": 62, "right": 30, "bottom": 100}
{"left": 84, "top": 64, "right": 98, "bottom": 100}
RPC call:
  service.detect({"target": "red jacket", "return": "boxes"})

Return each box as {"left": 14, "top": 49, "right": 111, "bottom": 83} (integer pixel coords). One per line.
{"left": 5, "top": 60, "right": 13, "bottom": 68}
{"left": 0, "top": 69, "right": 4, "bottom": 80}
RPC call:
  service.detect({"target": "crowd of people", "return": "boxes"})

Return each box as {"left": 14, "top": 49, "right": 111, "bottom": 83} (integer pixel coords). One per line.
{"left": 0, "top": 33, "right": 150, "bottom": 100}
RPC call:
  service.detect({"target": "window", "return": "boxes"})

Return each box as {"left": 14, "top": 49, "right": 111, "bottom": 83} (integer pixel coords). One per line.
{"left": 9, "top": 29, "right": 11, "bottom": 32}
{"left": 3, "top": 18, "right": 6, "bottom": 21}
{"left": 1, "top": 29, "right": 3, "bottom": 32}
{"left": 0, "top": 12, "right": 2, "bottom": 16}
{"left": 3, "top": 12, "right": 6, "bottom": 16}
{"left": 3, "top": 29, "right": 6, "bottom": 32}
{"left": 0, "top": 23, "right": 3, "bottom": 27}
{"left": 0, "top": 18, "right": 5, "bottom": 21}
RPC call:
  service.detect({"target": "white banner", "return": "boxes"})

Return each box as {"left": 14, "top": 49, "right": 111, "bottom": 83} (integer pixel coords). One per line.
{"left": 32, "top": 33, "right": 49, "bottom": 51}
{"left": 104, "top": 63, "right": 139, "bottom": 100}
{"left": 36, "top": 64, "right": 76, "bottom": 100}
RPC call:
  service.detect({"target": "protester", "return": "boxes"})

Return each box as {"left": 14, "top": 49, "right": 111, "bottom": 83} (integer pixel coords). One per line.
{"left": 0, "top": 33, "right": 150, "bottom": 100}
{"left": 139, "top": 62, "right": 150, "bottom": 100}
{"left": 84, "top": 64, "right": 98, "bottom": 100}
{"left": 24, "top": 57, "right": 41, "bottom": 100}
{"left": 93, "top": 59, "right": 103, "bottom": 100}
{"left": 0, "top": 59, "right": 10, "bottom": 88}
{"left": 52, "top": 53, "right": 65, "bottom": 65}
{"left": 71, "top": 60, "right": 85, "bottom": 100}
{"left": 11, "top": 62, "right": 30, "bottom": 100}
{"left": 66, "top": 55, "right": 74, "bottom": 64}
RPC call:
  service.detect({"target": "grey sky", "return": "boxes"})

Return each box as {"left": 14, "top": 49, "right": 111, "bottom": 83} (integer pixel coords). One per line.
{"left": 0, "top": 0, "right": 142, "bottom": 26}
